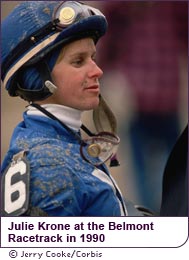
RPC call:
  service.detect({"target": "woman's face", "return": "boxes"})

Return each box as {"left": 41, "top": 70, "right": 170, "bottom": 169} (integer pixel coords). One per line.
{"left": 47, "top": 37, "right": 103, "bottom": 110}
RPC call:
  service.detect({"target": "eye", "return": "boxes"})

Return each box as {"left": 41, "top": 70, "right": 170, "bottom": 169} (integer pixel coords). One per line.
{"left": 73, "top": 59, "right": 83, "bottom": 65}
{"left": 71, "top": 56, "right": 84, "bottom": 67}
{"left": 92, "top": 54, "right": 97, "bottom": 63}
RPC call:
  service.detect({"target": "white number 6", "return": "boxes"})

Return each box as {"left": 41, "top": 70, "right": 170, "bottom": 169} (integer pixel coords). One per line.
{"left": 1, "top": 159, "right": 30, "bottom": 216}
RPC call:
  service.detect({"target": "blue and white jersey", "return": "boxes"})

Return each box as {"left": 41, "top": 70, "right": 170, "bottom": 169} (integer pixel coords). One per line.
{"left": 1, "top": 106, "right": 127, "bottom": 216}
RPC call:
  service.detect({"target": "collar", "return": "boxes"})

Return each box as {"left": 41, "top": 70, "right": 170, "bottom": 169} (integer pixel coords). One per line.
{"left": 26, "top": 104, "right": 82, "bottom": 131}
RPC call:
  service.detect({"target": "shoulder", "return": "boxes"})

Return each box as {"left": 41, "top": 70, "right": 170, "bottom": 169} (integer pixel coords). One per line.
{"left": 28, "top": 138, "right": 80, "bottom": 168}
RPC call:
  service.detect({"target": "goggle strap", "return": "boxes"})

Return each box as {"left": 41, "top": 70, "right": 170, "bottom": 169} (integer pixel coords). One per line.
{"left": 2, "top": 21, "right": 59, "bottom": 80}
{"left": 3, "top": 32, "right": 60, "bottom": 93}
{"left": 81, "top": 124, "right": 94, "bottom": 137}
{"left": 29, "top": 103, "right": 83, "bottom": 144}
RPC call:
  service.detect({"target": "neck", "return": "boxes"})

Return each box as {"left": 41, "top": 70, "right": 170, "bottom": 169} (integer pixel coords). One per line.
{"left": 26, "top": 103, "right": 83, "bottom": 131}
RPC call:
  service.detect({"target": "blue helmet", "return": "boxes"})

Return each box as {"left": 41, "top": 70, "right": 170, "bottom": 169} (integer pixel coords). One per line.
{"left": 1, "top": 1, "right": 108, "bottom": 101}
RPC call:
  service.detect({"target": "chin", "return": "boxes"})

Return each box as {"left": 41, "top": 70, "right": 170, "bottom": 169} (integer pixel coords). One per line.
{"left": 85, "top": 98, "right": 99, "bottom": 110}
{"left": 72, "top": 97, "right": 100, "bottom": 111}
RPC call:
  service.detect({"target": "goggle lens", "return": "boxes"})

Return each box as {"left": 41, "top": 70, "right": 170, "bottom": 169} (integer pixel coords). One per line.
{"left": 53, "top": 1, "right": 104, "bottom": 28}
{"left": 80, "top": 132, "right": 120, "bottom": 166}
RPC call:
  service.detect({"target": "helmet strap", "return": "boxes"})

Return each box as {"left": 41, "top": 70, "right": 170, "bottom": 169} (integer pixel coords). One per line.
{"left": 93, "top": 95, "right": 118, "bottom": 134}
{"left": 93, "top": 95, "right": 120, "bottom": 167}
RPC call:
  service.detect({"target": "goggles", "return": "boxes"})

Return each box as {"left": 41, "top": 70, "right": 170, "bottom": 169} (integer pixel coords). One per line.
{"left": 80, "top": 132, "right": 120, "bottom": 167}
{"left": 53, "top": 1, "right": 105, "bottom": 29}
{"left": 2, "top": 1, "right": 106, "bottom": 97}
{"left": 30, "top": 103, "right": 120, "bottom": 167}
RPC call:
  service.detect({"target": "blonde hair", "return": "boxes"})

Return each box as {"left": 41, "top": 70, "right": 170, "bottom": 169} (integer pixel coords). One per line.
{"left": 55, "top": 46, "right": 66, "bottom": 64}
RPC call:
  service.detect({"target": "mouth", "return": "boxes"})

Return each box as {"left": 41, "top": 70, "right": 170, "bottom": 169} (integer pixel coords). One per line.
{"left": 84, "top": 85, "right": 100, "bottom": 92}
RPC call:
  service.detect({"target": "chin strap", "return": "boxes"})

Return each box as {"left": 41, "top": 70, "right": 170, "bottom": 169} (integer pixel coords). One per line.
{"left": 16, "top": 60, "right": 55, "bottom": 102}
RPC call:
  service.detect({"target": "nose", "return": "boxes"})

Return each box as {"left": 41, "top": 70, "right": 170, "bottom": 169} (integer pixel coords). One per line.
{"left": 88, "top": 60, "right": 103, "bottom": 79}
